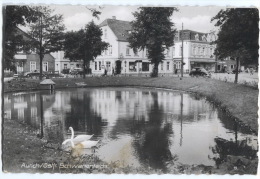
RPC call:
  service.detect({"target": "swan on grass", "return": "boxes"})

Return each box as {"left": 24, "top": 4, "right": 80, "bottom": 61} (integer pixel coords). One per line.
{"left": 62, "top": 127, "right": 93, "bottom": 146}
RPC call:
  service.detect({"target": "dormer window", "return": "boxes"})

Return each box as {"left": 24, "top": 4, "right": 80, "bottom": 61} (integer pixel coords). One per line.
{"left": 195, "top": 34, "right": 199, "bottom": 41}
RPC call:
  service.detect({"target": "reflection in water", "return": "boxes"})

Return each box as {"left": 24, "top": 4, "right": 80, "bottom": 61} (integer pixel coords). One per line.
{"left": 4, "top": 88, "right": 258, "bottom": 170}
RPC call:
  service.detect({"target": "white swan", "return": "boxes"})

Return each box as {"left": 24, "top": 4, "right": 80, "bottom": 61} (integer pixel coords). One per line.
{"left": 62, "top": 127, "right": 93, "bottom": 145}
{"left": 70, "top": 139, "right": 100, "bottom": 149}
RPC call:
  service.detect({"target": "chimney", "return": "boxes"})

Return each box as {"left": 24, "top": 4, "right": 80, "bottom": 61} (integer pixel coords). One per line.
{"left": 112, "top": 16, "right": 116, "bottom": 20}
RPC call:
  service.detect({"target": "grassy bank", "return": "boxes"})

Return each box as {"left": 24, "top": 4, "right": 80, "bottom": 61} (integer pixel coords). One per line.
{"left": 4, "top": 76, "right": 258, "bottom": 132}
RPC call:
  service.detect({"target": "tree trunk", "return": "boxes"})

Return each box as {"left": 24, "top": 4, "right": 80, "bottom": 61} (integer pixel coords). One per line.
{"left": 39, "top": 53, "right": 43, "bottom": 80}
{"left": 234, "top": 57, "right": 239, "bottom": 84}
{"left": 83, "top": 57, "right": 86, "bottom": 79}
{"left": 152, "top": 61, "right": 159, "bottom": 77}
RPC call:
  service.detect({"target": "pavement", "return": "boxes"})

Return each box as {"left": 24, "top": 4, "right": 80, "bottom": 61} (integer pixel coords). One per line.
{"left": 211, "top": 72, "right": 258, "bottom": 85}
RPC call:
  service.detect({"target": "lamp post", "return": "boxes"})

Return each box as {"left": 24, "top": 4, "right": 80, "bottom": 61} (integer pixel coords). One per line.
{"left": 124, "top": 60, "right": 127, "bottom": 76}
{"left": 181, "top": 23, "right": 184, "bottom": 79}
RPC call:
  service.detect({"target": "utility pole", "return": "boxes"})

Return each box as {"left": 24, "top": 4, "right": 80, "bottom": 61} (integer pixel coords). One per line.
{"left": 181, "top": 23, "right": 184, "bottom": 79}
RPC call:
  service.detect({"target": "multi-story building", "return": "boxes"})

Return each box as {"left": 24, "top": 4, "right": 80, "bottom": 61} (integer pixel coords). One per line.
{"left": 51, "top": 51, "right": 83, "bottom": 73}
{"left": 173, "top": 30, "right": 217, "bottom": 73}
{"left": 90, "top": 17, "right": 217, "bottom": 75}
{"left": 90, "top": 17, "right": 174, "bottom": 76}
{"left": 10, "top": 28, "right": 56, "bottom": 74}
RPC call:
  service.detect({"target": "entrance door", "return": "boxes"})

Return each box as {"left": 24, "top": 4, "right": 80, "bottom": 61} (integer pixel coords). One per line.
{"left": 115, "top": 60, "right": 122, "bottom": 74}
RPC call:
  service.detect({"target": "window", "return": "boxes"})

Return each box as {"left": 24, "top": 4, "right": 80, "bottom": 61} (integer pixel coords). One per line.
{"left": 173, "top": 47, "right": 175, "bottom": 57}
{"left": 17, "top": 45, "right": 23, "bottom": 53}
{"left": 126, "top": 48, "right": 130, "bottom": 56}
{"left": 193, "top": 46, "right": 196, "bottom": 55}
{"left": 64, "top": 64, "right": 67, "bottom": 69}
{"left": 161, "top": 62, "right": 164, "bottom": 71}
{"left": 142, "top": 62, "right": 149, "bottom": 71}
{"left": 198, "top": 47, "right": 201, "bottom": 55}
{"left": 129, "top": 62, "right": 137, "bottom": 72}
{"left": 104, "top": 29, "right": 107, "bottom": 39}
{"left": 179, "top": 46, "right": 182, "bottom": 56}
{"left": 106, "top": 61, "right": 111, "bottom": 72}
{"left": 95, "top": 62, "right": 97, "bottom": 70}
{"left": 202, "top": 47, "right": 205, "bottom": 55}
{"left": 43, "top": 62, "right": 48, "bottom": 71}
{"left": 99, "top": 61, "right": 102, "bottom": 70}
{"left": 176, "top": 61, "right": 181, "bottom": 69}
{"left": 134, "top": 50, "right": 138, "bottom": 56}
{"left": 166, "top": 49, "right": 170, "bottom": 57}
{"left": 18, "top": 108, "right": 24, "bottom": 120}
{"left": 167, "top": 62, "right": 170, "bottom": 70}
{"left": 30, "top": 94, "right": 36, "bottom": 102}
{"left": 17, "top": 62, "right": 24, "bottom": 72}
{"left": 109, "top": 45, "right": 112, "bottom": 55}
{"left": 30, "top": 61, "right": 36, "bottom": 71}
{"left": 231, "top": 65, "right": 234, "bottom": 69}
{"left": 146, "top": 49, "right": 148, "bottom": 57}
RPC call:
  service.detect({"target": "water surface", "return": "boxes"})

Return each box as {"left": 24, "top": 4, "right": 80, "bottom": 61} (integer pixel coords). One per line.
{"left": 4, "top": 88, "right": 258, "bottom": 170}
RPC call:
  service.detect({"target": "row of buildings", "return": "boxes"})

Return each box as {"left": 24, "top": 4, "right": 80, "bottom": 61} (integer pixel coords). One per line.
{"left": 9, "top": 17, "right": 239, "bottom": 76}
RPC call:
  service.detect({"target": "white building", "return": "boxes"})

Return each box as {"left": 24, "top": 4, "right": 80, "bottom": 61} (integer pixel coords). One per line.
{"left": 90, "top": 17, "right": 217, "bottom": 75}
{"left": 90, "top": 17, "right": 174, "bottom": 76}
{"left": 51, "top": 51, "right": 83, "bottom": 73}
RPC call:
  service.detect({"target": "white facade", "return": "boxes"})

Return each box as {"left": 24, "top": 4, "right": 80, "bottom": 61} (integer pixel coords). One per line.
{"left": 51, "top": 51, "right": 83, "bottom": 73}
{"left": 90, "top": 18, "right": 175, "bottom": 75}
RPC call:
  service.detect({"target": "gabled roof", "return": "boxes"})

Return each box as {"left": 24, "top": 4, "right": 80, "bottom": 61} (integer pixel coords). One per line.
{"left": 176, "top": 29, "right": 215, "bottom": 42}
{"left": 99, "top": 19, "right": 132, "bottom": 42}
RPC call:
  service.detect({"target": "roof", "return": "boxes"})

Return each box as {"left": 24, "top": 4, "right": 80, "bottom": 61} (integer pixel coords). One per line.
{"left": 40, "top": 79, "right": 56, "bottom": 85}
{"left": 99, "top": 18, "right": 215, "bottom": 42}
{"left": 175, "top": 29, "right": 216, "bottom": 42}
{"left": 99, "top": 19, "right": 132, "bottom": 42}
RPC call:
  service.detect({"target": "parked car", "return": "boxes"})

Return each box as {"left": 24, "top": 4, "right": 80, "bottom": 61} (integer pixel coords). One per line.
{"left": 70, "top": 68, "right": 84, "bottom": 75}
{"left": 24, "top": 72, "right": 46, "bottom": 78}
{"left": 189, "top": 67, "right": 211, "bottom": 77}
{"left": 232, "top": 69, "right": 242, "bottom": 73}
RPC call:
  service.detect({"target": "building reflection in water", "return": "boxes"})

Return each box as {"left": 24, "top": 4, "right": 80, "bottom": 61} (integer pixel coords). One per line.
{"left": 4, "top": 88, "right": 257, "bottom": 170}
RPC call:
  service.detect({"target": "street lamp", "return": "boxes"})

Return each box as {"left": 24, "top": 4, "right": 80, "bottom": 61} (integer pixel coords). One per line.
{"left": 124, "top": 60, "right": 127, "bottom": 76}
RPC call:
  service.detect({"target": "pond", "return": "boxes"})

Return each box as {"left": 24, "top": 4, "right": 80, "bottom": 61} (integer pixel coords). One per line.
{"left": 4, "top": 88, "right": 258, "bottom": 171}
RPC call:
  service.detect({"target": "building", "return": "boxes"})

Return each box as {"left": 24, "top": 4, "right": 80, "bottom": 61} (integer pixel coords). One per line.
{"left": 173, "top": 30, "right": 217, "bottom": 72}
{"left": 90, "top": 17, "right": 174, "bottom": 75}
{"left": 51, "top": 51, "right": 83, "bottom": 73}
{"left": 90, "top": 17, "right": 217, "bottom": 75}
{"left": 11, "top": 28, "right": 55, "bottom": 74}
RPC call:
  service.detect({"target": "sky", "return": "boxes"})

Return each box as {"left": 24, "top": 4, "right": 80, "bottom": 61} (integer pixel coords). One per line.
{"left": 49, "top": 5, "right": 226, "bottom": 33}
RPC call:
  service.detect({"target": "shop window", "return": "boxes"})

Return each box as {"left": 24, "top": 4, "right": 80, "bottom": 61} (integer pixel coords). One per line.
{"left": 129, "top": 62, "right": 137, "bottom": 72}
{"left": 142, "top": 62, "right": 149, "bottom": 71}
{"left": 176, "top": 61, "right": 181, "bottom": 69}
{"left": 64, "top": 64, "right": 67, "bottom": 69}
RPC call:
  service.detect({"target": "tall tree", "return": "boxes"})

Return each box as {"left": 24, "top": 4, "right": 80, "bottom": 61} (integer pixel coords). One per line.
{"left": 28, "top": 6, "right": 65, "bottom": 80}
{"left": 3, "top": 5, "right": 37, "bottom": 71}
{"left": 128, "top": 7, "right": 177, "bottom": 77}
{"left": 63, "top": 21, "right": 109, "bottom": 78}
{"left": 211, "top": 8, "right": 259, "bottom": 83}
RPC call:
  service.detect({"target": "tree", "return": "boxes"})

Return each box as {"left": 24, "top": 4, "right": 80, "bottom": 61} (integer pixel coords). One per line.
{"left": 64, "top": 21, "right": 109, "bottom": 78}
{"left": 3, "top": 5, "right": 37, "bottom": 71}
{"left": 28, "top": 6, "right": 65, "bottom": 79}
{"left": 128, "top": 7, "right": 177, "bottom": 77}
{"left": 211, "top": 8, "right": 259, "bottom": 83}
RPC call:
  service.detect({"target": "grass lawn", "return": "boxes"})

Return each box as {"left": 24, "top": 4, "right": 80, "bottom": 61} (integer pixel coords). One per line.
{"left": 4, "top": 76, "right": 258, "bottom": 132}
